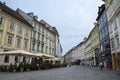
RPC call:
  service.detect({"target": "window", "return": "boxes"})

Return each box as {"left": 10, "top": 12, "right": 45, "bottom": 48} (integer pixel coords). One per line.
{"left": 25, "top": 29, "right": 29, "bottom": 36}
{"left": 113, "top": 19, "right": 117, "bottom": 30}
{"left": 49, "top": 48, "right": 51, "bottom": 54}
{"left": 111, "top": 39, "right": 115, "bottom": 50}
{"left": 15, "top": 56, "right": 18, "bottom": 63}
{"left": 116, "top": 36, "right": 120, "bottom": 47}
{"left": 4, "top": 55, "right": 9, "bottom": 63}
{"left": 0, "top": 15, "right": 3, "bottom": 25}
{"left": 23, "top": 57, "right": 26, "bottom": 63}
{"left": 109, "top": 23, "right": 113, "bottom": 33}
{"left": 24, "top": 40, "right": 28, "bottom": 48}
{"left": 52, "top": 49, "right": 54, "bottom": 54}
{"left": 32, "top": 43, "right": 35, "bottom": 50}
{"left": 10, "top": 20, "right": 14, "bottom": 30}
{"left": 8, "top": 35, "right": 12, "bottom": 44}
{"left": 38, "top": 33, "right": 40, "bottom": 40}
{"left": 16, "top": 38, "right": 20, "bottom": 46}
{"left": 46, "top": 46, "right": 48, "bottom": 53}
{"left": 18, "top": 25, "right": 22, "bottom": 33}
{"left": 33, "top": 31, "right": 36, "bottom": 38}
{"left": 41, "top": 45, "right": 44, "bottom": 53}
{"left": 37, "top": 44, "right": 40, "bottom": 51}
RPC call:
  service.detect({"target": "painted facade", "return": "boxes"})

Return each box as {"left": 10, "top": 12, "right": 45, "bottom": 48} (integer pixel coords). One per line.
{"left": 0, "top": 3, "right": 33, "bottom": 52}
{"left": 90, "top": 23, "right": 99, "bottom": 66}
{"left": 103, "top": 0, "right": 120, "bottom": 70}
{"left": 17, "top": 9, "right": 61, "bottom": 57}
{"left": 96, "top": 4, "right": 112, "bottom": 68}
{"left": 84, "top": 34, "right": 93, "bottom": 66}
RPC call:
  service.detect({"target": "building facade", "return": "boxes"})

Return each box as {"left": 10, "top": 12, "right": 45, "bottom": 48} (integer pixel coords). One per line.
{"left": 0, "top": 3, "right": 33, "bottom": 52}
{"left": 90, "top": 23, "right": 99, "bottom": 66}
{"left": 56, "top": 38, "right": 63, "bottom": 58}
{"left": 0, "top": 3, "right": 34, "bottom": 67}
{"left": 40, "top": 20, "right": 57, "bottom": 56}
{"left": 84, "top": 34, "right": 93, "bottom": 66}
{"left": 17, "top": 9, "right": 60, "bottom": 57}
{"left": 96, "top": 4, "right": 112, "bottom": 68}
{"left": 103, "top": 0, "right": 120, "bottom": 70}
{"left": 63, "top": 49, "right": 73, "bottom": 65}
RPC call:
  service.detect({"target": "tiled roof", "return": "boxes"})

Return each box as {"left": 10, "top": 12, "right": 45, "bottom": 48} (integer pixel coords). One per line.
{"left": 0, "top": 3, "right": 32, "bottom": 27}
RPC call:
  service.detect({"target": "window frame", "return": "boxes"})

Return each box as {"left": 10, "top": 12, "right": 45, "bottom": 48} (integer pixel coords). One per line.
{"left": 10, "top": 20, "right": 14, "bottom": 30}
{"left": 8, "top": 35, "right": 12, "bottom": 44}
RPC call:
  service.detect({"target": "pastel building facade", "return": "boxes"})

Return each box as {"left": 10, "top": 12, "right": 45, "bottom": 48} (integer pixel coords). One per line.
{"left": 0, "top": 3, "right": 33, "bottom": 66}
{"left": 17, "top": 9, "right": 61, "bottom": 57}
{"left": 90, "top": 23, "right": 99, "bottom": 66}
{"left": 103, "top": 0, "right": 120, "bottom": 70}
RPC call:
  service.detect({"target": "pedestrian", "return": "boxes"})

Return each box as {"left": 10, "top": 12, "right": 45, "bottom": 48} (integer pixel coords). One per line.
{"left": 99, "top": 62, "right": 103, "bottom": 70}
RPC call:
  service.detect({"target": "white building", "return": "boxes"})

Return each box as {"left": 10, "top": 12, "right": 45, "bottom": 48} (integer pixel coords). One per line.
{"left": 103, "top": 0, "right": 120, "bottom": 70}
{"left": 16, "top": 9, "right": 62, "bottom": 57}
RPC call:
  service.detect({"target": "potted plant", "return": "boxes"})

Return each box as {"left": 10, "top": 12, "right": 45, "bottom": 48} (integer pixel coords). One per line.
{"left": 13, "top": 63, "right": 18, "bottom": 72}
{"left": 19, "top": 62, "right": 24, "bottom": 72}
{"left": 9, "top": 63, "right": 13, "bottom": 72}
{"left": 26, "top": 63, "right": 30, "bottom": 71}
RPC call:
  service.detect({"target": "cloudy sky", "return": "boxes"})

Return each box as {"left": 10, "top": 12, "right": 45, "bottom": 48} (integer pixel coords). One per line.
{"left": 1, "top": 0, "right": 104, "bottom": 55}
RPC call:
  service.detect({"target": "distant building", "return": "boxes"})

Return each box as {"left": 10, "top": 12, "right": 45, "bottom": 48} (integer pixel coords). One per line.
{"left": 63, "top": 40, "right": 86, "bottom": 65}
{"left": 96, "top": 4, "right": 112, "bottom": 68}
{"left": 103, "top": 0, "right": 120, "bottom": 70}
{"left": 63, "top": 48, "right": 73, "bottom": 65}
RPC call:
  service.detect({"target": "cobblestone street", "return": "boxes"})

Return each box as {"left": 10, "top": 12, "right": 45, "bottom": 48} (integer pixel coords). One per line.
{"left": 0, "top": 65, "right": 120, "bottom": 80}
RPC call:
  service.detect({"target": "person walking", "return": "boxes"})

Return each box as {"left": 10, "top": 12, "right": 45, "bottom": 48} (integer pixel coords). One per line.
{"left": 99, "top": 62, "right": 103, "bottom": 70}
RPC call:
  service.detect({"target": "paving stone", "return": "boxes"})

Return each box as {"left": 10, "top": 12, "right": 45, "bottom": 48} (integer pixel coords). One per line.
{"left": 0, "top": 65, "right": 120, "bottom": 80}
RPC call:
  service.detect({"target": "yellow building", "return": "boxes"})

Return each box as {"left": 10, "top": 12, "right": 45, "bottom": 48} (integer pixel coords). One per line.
{"left": 0, "top": 3, "right": 33, "bottom": 52}
{"left": 90, "top": 23, "right": 99, "bottom": 66}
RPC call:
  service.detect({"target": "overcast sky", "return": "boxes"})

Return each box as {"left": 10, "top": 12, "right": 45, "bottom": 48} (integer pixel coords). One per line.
{"left": 1, "top": 0, "right": 104, "bottom": 55}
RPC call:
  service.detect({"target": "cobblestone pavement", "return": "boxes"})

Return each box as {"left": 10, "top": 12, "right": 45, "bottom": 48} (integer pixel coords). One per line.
{"left": 0, "top": 65, "right": 120, "bottom": 80}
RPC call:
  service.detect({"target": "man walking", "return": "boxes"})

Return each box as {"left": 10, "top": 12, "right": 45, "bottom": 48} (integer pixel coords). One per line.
{"left": 99, "top": 62, "right": 103, "bottom": 70}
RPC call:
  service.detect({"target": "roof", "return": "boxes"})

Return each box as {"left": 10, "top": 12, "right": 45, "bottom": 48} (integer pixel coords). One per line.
{"left": 0, "top": 3, "right": 33, "bottom": 28}
{"left": 40, "top": 19, "right": 59, "bottom": 35}
{"left": 96, "top": 4, "right": 105, "bottom": 21}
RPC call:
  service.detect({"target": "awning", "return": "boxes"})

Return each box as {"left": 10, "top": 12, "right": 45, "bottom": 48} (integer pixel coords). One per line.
{"left": 0, "top": 50, "right": 55, "bottom": 59}
{"left": 41, "top": 54, "right": 54, "bottom": 59}
{"left": 0, "top": 50, "right": 42, "bottom": 57}
{"left": 52, "top": 57, "right": 62, "bottom": 61}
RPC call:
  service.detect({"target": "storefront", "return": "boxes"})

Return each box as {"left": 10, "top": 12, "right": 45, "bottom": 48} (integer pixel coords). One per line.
{"left": 0, "top": 50, "right": 55, "bottom": 70}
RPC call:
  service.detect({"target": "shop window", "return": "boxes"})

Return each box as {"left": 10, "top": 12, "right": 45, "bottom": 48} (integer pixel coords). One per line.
{"left": 23, "top": 57, "right": 26, "bottom": 63}
{"left": 15, "top": 56, "right": 18, "bottom": 63}
{"left": 4, "top": 55, "right": 9, "bottom": 63}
